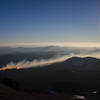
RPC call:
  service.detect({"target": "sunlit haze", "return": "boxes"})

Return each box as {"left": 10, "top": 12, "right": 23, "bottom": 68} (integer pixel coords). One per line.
{"left": 0, "top": 42, "right": 100, "bottom": 48}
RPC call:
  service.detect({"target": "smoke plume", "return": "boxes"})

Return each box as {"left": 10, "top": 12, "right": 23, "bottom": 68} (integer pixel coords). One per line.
{"left": 0, "top": 55, "right": 72, "bottom": 71}
{"left": 0, "top": 51, "right": 100, "bottom": 71}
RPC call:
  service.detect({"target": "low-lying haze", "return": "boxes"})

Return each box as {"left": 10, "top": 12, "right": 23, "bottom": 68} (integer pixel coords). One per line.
{"left": 0, "top": 45, "right": 100, "bottom": 70}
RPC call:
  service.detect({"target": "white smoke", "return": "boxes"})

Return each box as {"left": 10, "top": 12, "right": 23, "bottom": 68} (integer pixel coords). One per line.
{"left": 5, "top": 55, "right": 72, "bottom": 69}
{"left": 0, "top": 50, "right": 100, "bottom": 70}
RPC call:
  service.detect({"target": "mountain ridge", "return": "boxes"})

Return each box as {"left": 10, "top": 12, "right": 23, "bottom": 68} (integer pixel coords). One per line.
{"left": 0, "top": 56, "right": 100, "bottom": 92}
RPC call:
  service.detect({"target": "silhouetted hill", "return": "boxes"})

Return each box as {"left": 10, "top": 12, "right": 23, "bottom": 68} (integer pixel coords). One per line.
{"left": 0, "top": 57, "right": 100, "bottom": 94}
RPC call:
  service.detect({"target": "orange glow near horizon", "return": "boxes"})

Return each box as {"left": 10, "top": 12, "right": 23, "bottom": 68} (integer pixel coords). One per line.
{"left": 0, "top": 65, "right": 20, "bottom": 71}
{"left": 16, "top": 65, "right": 20, "bottom": 70}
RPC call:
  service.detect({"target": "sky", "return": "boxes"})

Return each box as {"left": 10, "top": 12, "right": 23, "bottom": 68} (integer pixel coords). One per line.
{"left": 0, "top": 0, "right": 100, "bottom": 46}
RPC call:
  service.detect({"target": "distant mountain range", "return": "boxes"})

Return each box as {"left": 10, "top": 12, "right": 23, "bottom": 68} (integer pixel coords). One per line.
{"left": 0, "top": 46, "right": 69, "bottom": 55}
{"left": 0, "top": 46, "right": 100, "bottom": 55}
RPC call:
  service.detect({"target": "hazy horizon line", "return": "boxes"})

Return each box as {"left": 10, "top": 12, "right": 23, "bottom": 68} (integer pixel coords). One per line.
{"left": 0, "top": 42, "right": 100, "bottom": 48}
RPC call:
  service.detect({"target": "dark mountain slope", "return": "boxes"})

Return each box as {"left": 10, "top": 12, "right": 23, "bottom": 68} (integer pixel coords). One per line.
{"left": 0, "top": 57, "right": 100, "bottom": 92}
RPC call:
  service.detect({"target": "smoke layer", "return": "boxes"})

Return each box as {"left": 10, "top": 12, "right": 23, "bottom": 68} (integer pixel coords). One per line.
{"left": 0, "top": 55, "right": 71, "bottom": 70}
{"left": 0, "top": 50, "right": 100, "bottom": 71}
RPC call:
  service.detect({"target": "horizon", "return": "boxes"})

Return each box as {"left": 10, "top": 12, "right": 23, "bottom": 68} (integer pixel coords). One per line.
{"left": 0, "top": 42, "right": 100, "bottom": 48}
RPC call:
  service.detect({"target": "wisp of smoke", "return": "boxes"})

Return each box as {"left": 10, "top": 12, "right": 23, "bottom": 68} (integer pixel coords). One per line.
{"left": 0, "top": 55, "right": 72, "bottom": 71}
{"left": 0, "top": 52, "right": 100, "bottom": 71}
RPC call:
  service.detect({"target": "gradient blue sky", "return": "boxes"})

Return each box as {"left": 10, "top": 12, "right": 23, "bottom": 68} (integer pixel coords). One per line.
{"left": 0, "top": 0, "right": 100, "bottom": 44}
